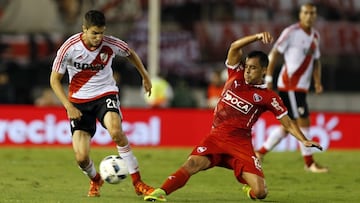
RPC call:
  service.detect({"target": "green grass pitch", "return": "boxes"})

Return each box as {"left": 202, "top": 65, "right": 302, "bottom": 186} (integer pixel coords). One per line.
{"left": 0, "top": 147, "right": 359, "bottom": 203}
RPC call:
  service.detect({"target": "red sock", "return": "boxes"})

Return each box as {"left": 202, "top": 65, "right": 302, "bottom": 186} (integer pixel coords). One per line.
{"left": 131, "top": 171, "right": 141, "bottom": 184}
{"left": 91, "top": 173, "right": 101, "bottom": 182}
{"left": 161, "top": 167, "right": 191, "bottom": 195}
{"left": 303, "top": 155, "right": 314, "bottom": 167}
{"left": 258, "top": 147, "right": 268, "bottom": 155}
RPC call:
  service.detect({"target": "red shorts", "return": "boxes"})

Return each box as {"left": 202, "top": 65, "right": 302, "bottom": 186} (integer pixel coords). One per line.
{"left": 190, "top": 133, "right": 264, "bottom": 184}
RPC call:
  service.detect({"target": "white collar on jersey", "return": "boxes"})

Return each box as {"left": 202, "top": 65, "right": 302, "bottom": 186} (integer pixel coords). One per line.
{"left": 244, "top": 80, "right": 267, "bottom": 89}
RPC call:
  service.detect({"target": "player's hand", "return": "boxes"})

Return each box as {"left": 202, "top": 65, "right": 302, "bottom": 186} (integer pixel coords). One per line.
{"left": 143, "top": 78, "right": 152, "bottom": 97}
{"left": 256, "top": 32, "right": 273, "bottom": 44}
{"left": 66, "top": 105, "right": 82, "bottom": 120}
{"left": 314, "top": 83, "right": 323, "bottom": 94}
{"left": 303, "top": 140, "right": 323, "bottom": 151}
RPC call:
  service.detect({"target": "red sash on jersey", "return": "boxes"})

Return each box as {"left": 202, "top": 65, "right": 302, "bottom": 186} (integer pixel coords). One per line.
{"left": 69, "top": 46, "right": 113, "bottom": 96}
{"left": 281, "top": 34, "right": 318, "bottom": 91}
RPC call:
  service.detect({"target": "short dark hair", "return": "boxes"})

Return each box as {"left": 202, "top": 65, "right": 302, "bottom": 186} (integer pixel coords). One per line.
{"left": 246, "top": 51, "right": 269, "bottom": 68}
{"left": 83, "top": 10, "right": 106, "bottom": 28}
{"left": 301, "top": 2, "right": 317, "bottom": 9}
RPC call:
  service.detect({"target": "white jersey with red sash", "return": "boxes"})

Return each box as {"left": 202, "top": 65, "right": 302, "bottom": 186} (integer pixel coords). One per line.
{"left": 274, "top": 23, "right": 321, "bottom": 92}
{"left": 52, "top": 33, "right": 130, "bottom": 103}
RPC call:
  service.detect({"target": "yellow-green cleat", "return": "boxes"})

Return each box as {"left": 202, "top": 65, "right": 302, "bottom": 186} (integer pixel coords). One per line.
{"left": 144, "top": 188, "right": 167, "bottom": 202}
{"left": 242, "top": 184, "right": 256, "bottom": 201}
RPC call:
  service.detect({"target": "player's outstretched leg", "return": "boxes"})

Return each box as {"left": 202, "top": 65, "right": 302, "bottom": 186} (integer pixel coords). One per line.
{"left": 144, "top": 188, "right": 167, "bottom": 202}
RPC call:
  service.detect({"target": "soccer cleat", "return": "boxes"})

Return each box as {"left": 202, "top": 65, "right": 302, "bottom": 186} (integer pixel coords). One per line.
{"left": 144, "top": 188, "right": 167, "bottom": 202}
{"left": 134, "top": 180, "right": 155, "bottom": 196}
{"left": 87, "top": 178, "right": 104, "bottom": 197}
{"left": 304, "top": 162, "right": 329, "bottom": 173}
{"left": 242, "top": 184, "right": 256, "bottom": 201}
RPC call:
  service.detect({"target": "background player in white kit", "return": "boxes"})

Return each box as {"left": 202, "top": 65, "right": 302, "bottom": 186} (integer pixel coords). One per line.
{"left": 256, "top": 3, "right": 328, "bottom": 173}
{"left": 50, "top": 10, "right": 154, "bottom": 197}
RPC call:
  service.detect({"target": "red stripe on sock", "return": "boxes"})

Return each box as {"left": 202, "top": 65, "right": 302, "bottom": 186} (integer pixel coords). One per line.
{"left": 304, "top": 155, "right": 314, "bottom": 167}
{"left": 92, "top": 173, "right": 101, "bottom": 181}
{"left": 258, "top": 147, "right": 268, "bottom": 154}
{"left": 131, "top": 172, "right": 141, "bottom": 184}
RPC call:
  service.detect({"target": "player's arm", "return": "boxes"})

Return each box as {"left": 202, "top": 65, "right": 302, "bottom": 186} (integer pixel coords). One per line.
{"left": 312, "top": 59, "right": 323, "bottom": 94}
{"left": 265, "top": 48, "right": 281, "bottom": 90}
{"left": 126, "top": 48, "right": 152, "bottom": 96}
{"left": 227, "top": 32, "right": 273, "bottom": 66}
{"left": 50, "top": 71, "right": 82, "bottom": 120}
{"left": 279, "top": 114, "right": 322, "bottom": 150}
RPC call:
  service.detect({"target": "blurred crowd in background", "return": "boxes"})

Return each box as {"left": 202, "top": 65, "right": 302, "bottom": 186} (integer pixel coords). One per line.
{"left": 0, "top": 0, "right": 359, "bottom": 108}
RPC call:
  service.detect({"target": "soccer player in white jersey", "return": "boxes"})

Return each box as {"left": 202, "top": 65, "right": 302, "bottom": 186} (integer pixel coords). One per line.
{"left": 256, "top": 3, "right": 328, "bottom": 173}
{"left": 50, "top": 10, "right": 154, "bottom": 197}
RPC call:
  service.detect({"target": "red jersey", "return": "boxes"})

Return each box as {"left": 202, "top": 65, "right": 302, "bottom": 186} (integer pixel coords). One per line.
{"left": 211, "top": 61, "right": 288, "bottom": 137}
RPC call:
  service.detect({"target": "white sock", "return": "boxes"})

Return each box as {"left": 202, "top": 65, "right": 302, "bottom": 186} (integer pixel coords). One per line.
{"left": 298, "top": 127, "right": 313, "bottom": 156}
{"left": 80, "top": 160, "right": 97, "bottom": 179}
{"left": 117, "top": 144, "right": 139, "bottom": 174}
{"left": 263, "top": 126, "right": 287, "bottom": 151}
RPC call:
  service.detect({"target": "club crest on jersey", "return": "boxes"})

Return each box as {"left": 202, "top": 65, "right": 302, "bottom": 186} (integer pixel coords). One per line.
{"left": 253, "top": 93, "right": 262, "bottom": 102}
{"left": 197, "top": 146, "right": 207, "bottom": 153}
{"left": 100, "top": 52, "right": 108, "bottom": 63}
{"left": 222, "top": 90, "right": 253, "bottom": 114}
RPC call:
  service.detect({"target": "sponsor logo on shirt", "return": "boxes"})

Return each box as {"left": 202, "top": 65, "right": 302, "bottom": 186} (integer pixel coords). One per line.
{"left": 234, "top": 80, "right": 241, "bottom": 88}
{"left": 222, "top": 90, "right": 253, "bottom": 114}
{"left": 73, "top": 62, "right": 105, "bottom": 71}
{"left": 251, "top": 156, "right": 262, "bottom": 171}
{"left": 271, "top": 98, "right": 284, "bottom": 112}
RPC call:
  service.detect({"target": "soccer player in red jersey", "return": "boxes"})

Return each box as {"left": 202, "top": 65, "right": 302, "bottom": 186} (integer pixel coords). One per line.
{"left": 256, "top": 3, "right": 328, "bottom": 173}
{"left": 50, "top": 10, "right": 154, "bottom": 197}
{"left": 144, "top": 32, "right": 323, "bottom": 202}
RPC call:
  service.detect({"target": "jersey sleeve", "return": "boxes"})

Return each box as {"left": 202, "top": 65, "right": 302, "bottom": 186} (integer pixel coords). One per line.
{"left": 225, "top": 59, "right": 240, "bottom": 70}
{"left": 274, "top": 26, "right": 292, "bottom": 54}
{"left": 51, "top": 40, "right": 73, "bottom": 74}
{"left": 314, "top": 30, "right": 321, "bottom": 59}
{"left": 225, "top": 60, "right": 244, "bottom": 82}
{"left": 265, "top": 92, "right": 288, "bottom": 119}
{"left": 106, "top": 36, "right": 131, "bottom": 57}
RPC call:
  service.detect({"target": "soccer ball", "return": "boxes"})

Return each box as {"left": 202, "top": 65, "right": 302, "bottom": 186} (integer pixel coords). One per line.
{"left": 99, "top": 155, "right": 128, "bottom": 184}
